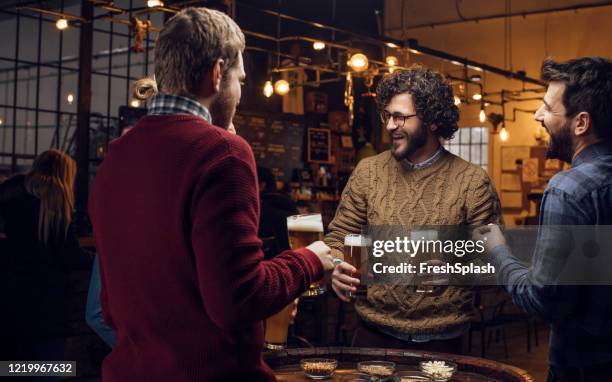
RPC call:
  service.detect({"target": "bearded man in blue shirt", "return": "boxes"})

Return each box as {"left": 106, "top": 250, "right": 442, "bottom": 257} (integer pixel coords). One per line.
{"left": 476, "top": 57, "right": 612, "bottom": 382}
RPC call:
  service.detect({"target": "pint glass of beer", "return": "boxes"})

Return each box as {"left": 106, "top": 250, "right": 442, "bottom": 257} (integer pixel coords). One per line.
{"left": 412, "top": 229, "right": 438, "bottom": 293}
{"left": 287, "top": 213, "right": 325, "bottom": 296}
{"left": 343, "top": 234, "right": 371, "bottom": 298}
{"left": 264, "top": 299, "right": 298, "bottom": 350}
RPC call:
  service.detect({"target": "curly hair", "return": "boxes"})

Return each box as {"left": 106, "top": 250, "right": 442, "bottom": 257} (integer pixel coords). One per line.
{"left": 376, "top": 65, "right": 459, "bottom": 140}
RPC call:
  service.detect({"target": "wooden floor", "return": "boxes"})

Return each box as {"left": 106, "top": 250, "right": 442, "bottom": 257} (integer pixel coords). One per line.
{"left": 466, "top": 320, "right": 550, "bottom": 382}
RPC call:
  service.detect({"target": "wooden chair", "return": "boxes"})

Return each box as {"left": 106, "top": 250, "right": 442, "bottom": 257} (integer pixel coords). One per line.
{"left": 469, "top": 287, "right": 509, "bottom": 358}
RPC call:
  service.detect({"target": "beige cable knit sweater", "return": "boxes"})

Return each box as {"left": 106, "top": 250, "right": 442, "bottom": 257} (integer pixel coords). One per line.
{"left": 325, "top": 149, "right": 502, "bottom": 335}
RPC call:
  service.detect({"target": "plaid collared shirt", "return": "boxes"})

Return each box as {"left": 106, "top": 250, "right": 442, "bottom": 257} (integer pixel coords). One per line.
{"left": 148, "top": 93, "right": 212, "bottom": 123}
{"left": 491, "top": 142, "right": 612, "bottom": 368}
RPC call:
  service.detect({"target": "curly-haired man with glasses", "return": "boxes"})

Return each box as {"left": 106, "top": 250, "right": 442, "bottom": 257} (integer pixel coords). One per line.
{"left": 325, "top": 66, "right": 502, "bottom": 353}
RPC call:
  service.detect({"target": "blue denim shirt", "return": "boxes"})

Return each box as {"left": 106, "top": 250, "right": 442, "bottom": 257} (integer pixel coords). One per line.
{"left": 490, "top": 142, "right": 612, "bottom": 367}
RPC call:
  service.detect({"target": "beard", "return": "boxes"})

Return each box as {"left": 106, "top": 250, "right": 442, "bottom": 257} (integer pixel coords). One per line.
{"left": 545, "top": 120, "right": 574, "bottom": 163}
{"left": 390, "top": 122, "right": 429, "bottom": 161}
{"left": 210, "top": 85, "right": 237, "bottom": 131}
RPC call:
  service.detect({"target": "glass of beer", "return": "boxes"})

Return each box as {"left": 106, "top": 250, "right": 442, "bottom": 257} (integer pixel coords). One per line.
{"left": 287, "top": 213, "right": 326, "bottom": 296}
{"left": 264, "top": 299, "right": 298, "bottom": 350}
{"left": 343, "top": 234, "right": 371, "bottom": 299}
{"left": 412, "top": 230, "right": 438, "bottom": 293}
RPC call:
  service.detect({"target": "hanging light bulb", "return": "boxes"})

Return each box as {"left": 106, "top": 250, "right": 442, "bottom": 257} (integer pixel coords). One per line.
{"left": 472, "top": 93, "right": 483, "bottom": 101}
{"left": 385, "top": 56, "right": 398, "bottom": 67}
{"left": 263, "top": 80, "right": 274, "bottom": 98}
{"left": 66, "top": 93, "right": 74, "bottom": 105}
{"left": 56, "top": 18, "right": 68, "bottom": 30}
{"left": 130, "top": 99, "right": 141, "bottom": 108}
{"left": 454, "top": 96, "right": 461, "bottom": 106}
{"left": 274, "top": 79, "right": 290, "bottom": 96}
{"left": 348, "top": 53, "right": 369, "bottom": 72}
{"left": 0, "top": 117, "right": 3, "bottom": 125}
{"left": 312, "top": 41, "right": 326, "bottom": 51}
{"left": 500, "top": 127, "right": 509, "bottom": 141}
{"left": 147, "top": 0, "right": 164, "bottom": 7}
{"left": 479, "top": 108, "right": 486, "bottom": 123}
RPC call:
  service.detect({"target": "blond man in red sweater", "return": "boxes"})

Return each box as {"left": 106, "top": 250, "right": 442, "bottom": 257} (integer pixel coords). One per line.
{"left": 89, "top": 7, "right": 334, "bottom": 382}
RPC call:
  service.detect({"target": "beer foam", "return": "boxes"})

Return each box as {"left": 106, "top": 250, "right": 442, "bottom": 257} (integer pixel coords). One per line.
{"left": 287, "top": 214, "right": 323, "bottom": 232}
{"left": 344, "top": 235, "right": 372, "bottom": 246}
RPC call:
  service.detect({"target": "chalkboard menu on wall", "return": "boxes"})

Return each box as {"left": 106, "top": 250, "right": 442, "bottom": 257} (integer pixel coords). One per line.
{"left": 234, "top": 111, "right": 305, "bottom": 182}
{"left": 307, "top": 128, "right": 331, "bottom": 163}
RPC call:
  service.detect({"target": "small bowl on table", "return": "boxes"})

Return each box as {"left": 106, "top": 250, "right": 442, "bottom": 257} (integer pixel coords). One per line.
{"left": 357, "top": 361, "right": 396, "bottom": 380}
{"left": 419, "top": 360, "right": 457, "bottom": 382}
{"left": 339, "top": 372, "right": 371, "bottom": 381}
{"left": 300, "top": 358, "right": 338, "bottom": 380}
{"left": 393, "top": 371, "right": 434, "bottom": 382}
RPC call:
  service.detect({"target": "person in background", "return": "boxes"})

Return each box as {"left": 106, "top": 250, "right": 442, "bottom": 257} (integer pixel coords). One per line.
{"left": 327, "top": 67, "right": 502, "bottom": 353}
{"left": 475, "top": 57, "right": 612, "bottom": 382}
{"left": 0, "top": 150, "right": 90, "bottom": 366}
{"left": 0, "top": 172, "right": 6, "bottom": 236}
{"left": 85, "top": 256, "right": 117, "bottom": 348}
{"left": 257, "top": 166, "right": 299, "bottom": 259}
{"left": 296, "top": 200, "right": 311, "bottom": 215}
{"left": 88, "top": 7, "right": 333, "bottom": 381}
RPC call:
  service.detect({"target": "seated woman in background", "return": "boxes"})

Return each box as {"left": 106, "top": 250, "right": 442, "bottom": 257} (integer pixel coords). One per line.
{"left": 0, "top": 149, "right": 91, "bottom": 363}
{"left": 257, "top": 166, "right": 298, "bottom": 259}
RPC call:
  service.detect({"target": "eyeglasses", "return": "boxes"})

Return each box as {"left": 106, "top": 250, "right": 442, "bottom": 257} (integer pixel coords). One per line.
{"left": 380, "top": 110, "right": 418, "bottom": 128}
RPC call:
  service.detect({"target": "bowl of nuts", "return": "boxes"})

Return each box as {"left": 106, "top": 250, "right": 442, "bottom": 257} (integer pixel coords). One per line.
{"left": 419, "top": 360, "right": 457, "bottom": 382}
{"left": 357, "top": 360, "right": 396, "bottom": 380}
{"left": 300, "top": 358, "right": 338, "bottom": 380}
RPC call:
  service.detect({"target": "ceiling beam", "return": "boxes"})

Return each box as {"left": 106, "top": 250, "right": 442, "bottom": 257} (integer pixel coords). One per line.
{"left": 386, "top": 0, "right": 612, "bottom": 31}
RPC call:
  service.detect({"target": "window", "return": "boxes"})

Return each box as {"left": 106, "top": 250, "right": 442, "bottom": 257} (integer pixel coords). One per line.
{"left": 444, "top": 126, "right": 488, "bottom": 171}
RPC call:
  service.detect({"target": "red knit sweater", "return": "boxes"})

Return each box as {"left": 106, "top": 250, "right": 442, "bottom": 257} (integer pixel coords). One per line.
{"left": 88, "top": 115, "right": 323, "bottom": 382}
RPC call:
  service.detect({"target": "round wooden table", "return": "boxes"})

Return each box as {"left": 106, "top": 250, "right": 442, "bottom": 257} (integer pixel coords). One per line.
{"left": 265, "top": 347, "right": 534, "bottom": 382}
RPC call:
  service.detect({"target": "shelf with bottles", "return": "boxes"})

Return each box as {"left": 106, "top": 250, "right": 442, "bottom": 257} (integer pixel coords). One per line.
{"left": 293, "top": 162, "right": 352, "bottom": 199}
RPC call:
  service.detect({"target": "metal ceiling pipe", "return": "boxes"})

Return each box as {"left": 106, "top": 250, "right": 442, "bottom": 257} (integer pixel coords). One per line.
{"left": 13, "top": 1, "right": 546, "bottom": 87}
{"left": 406, "top": 39, "right": 544, "bottom": 85}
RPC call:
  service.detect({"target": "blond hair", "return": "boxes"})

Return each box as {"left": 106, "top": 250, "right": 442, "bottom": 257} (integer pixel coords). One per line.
{"left": 24, "top": 149, "right": 76, "bottom": 245}
{"left": 133, "top": 7, "right": 245, "bottom": 101}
